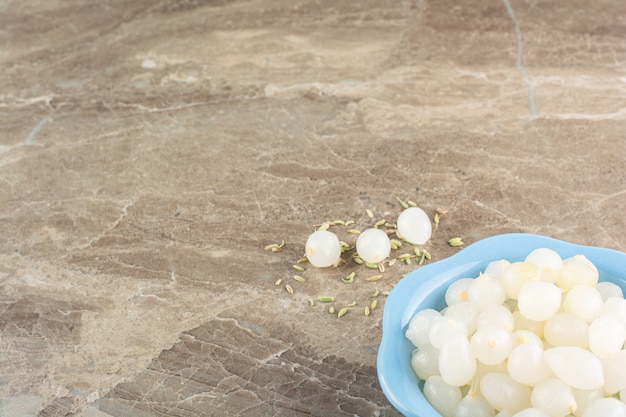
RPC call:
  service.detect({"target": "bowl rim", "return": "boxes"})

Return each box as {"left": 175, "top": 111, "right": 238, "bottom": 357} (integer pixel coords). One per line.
{"left": 377, "top": 233, "right": 626, "bottom": 417}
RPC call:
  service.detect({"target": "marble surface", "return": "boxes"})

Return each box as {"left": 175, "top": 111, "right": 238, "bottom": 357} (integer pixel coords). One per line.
{"left": 1, "top": 0, "right": 625, "bottom": 416}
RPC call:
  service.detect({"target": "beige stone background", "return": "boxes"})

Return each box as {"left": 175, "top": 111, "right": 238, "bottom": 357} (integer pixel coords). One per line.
{"left": 1, "top": 0, "right": 625, "bottom": 416}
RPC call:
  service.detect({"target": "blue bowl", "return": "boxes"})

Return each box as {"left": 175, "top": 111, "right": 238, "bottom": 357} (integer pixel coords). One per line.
{"left": 377, "top": 233, "right": 626, "bottom": 417}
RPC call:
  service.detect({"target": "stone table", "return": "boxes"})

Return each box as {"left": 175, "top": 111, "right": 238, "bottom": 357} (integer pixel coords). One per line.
{"left": 1, "top": 0, "right": 625, "bottom": 416}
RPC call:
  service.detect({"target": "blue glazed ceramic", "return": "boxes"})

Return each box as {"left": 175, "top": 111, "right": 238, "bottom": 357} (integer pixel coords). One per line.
{"left": 377, "top": 233, "right": 626, "bottom": 417}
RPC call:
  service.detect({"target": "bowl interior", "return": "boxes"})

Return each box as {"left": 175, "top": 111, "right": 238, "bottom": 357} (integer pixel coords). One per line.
{"left": 377, "top": 233, "right": 626, "bottom": 417}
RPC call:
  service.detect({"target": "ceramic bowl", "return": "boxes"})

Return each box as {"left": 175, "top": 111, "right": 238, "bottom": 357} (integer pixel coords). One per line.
{"left": 377, "top": 233, "right": 626, "bottom": 417}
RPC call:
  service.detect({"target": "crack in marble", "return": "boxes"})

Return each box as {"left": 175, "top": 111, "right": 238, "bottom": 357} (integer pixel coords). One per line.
{"left": 0, "top": 95, "right": 55, "bottom": 109}
{"left": 472, "top": 199, "right": 517, "bottom": 222}
{"left": 23, "top": 118, "right": 50, "bottom": 145}
{"left": 72, "top": 199, "right": 136, "bottom": 251}
{"left": 103, "top": 100, "right": 216, "bottom": 114}
{"left": 502, "top": 0, "right": 538, "bottom": 119}
{"left": 539, "top": 108, "right": 626, "bottom": 120}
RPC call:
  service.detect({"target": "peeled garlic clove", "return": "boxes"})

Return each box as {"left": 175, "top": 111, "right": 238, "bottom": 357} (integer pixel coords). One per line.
{"left": 517, "top": 281, "right": 562, "bottom": 322}
{"left": 471, "top": 325, "right": 513, "bottom": 366}
{"left": 468, "top": 273, "right": 506, "bottom": 311}
{"left": 557, "top": 255, "right": 598, "bottom": 290}
{"left": 501, "top": 262, "right": 541, "bottom": 300}
{"left": 602, "top": 349, "right": 626, "bottom": 395}
{"left": 423, "top": 375, "right": 462, "bottom": 417}
{"left": 563, "top": 284, "right": 603, "bottom": 322}
{"left": 525, "top": 247, "right": 563, "bottom": 283}
{"left": 530, "top": 378, "right": 577, "bottom": 417}
{"left": 396, "top": 207, "right": 432, "bottom": 245}
{"left": 480, "top": 372, "right": 532, "bottom": 413}
{"left": 429, "top": 316, "right": 468, "bottom": 349}
{"left": 543, "top": 313, "right": 589, "bottom": 348}
{"left": 507, "top": 343, "right": 553, "bottom": 386}
{"left": 596, "top": 281, "right": 624, "bottom": 300}
{"left": 588, "top": 314, "right": 626, "bottom": 359}
{"left": 438, "top": 335, "right": 476, "bottom": 387}
{"left": 305, "top": 230, "right": 341, "bottom": 267}
{"left": 454, "top": 391, "right": 495, "bottom": 417}
{"left": 581, "top": 398, "right": 626, "bottom": 417}
{"left": 544, "top": 346, "right": 604, "bottom": 390}
{"left": 405, "top": 308, "right": 441, "bottom": 348}
{"left": 411, "top": 345, "right": 440, "bottom": 380}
